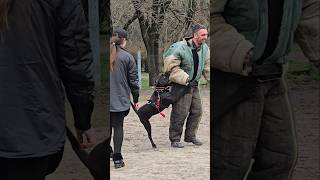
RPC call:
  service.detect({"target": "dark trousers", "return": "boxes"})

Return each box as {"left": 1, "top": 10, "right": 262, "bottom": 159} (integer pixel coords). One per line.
{"left": 110, "top": 110, "right": 129, "bottom": 155}
{"left": 0, "top": 149, "right": 64, "bottom": 180}
{"left": 169, "top": 86, "right": 202, "bottom": 142}
{"left": 212, "top": 71, "right": 297, "bottom": 180}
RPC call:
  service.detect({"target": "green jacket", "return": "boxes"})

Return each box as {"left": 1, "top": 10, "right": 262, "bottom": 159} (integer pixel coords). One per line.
{"left": 212, "top": 0, "right": 320, "bottom": 75}
{"left": 163, "top": 39, "right": 210, "bottom": 85}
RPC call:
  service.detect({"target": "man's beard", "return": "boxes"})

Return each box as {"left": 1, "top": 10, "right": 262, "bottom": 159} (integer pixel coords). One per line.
{"left": 199, "top": 39, "right": 206, "bottom": 45}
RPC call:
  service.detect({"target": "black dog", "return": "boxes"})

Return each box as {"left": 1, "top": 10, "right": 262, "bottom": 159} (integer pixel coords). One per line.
{"left": 133, "top": 73, "right": 191, "bottom": 148}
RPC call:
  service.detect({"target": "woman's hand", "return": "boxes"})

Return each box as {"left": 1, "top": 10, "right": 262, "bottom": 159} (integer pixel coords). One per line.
{"left": 76, "top": 127, "right": 96, "bottom": 149}
{"left": 134, "top": 102, "right": 140, "bottom": 110}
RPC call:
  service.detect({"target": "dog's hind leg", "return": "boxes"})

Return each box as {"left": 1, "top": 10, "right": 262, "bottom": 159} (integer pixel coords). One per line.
{"left": 140, "top": 118, "right": 157, "bottom": 148}
{"left": 137, "top": 104, "right": 159, "bottom": 148}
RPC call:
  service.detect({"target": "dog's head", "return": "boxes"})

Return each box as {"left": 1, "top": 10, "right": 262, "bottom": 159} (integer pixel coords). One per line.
{"left": 154, "top": 73, "right": 171, "bottom": 87}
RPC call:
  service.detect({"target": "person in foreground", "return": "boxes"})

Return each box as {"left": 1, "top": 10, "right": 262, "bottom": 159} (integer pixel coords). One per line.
{"left": 212, "top": 0, "right": 320, "bottom": 179}
{"left": 0, "top": 0, "right": 96, "bottom": 179}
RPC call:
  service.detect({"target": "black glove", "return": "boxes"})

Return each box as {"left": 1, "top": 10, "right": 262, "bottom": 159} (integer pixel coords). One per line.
{"left": 188, "top": 80, "right": 198, "bottom": 87}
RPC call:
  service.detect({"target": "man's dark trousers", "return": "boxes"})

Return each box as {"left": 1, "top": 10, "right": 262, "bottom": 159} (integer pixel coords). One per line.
{"left": 0, "top": 149, "right": 63, "bottom": 180}
{"left": 169, "top": 86, "right": 202, "bottom": 142}
{"left": 212, "top": 70, "right": 297, "bottom": 180}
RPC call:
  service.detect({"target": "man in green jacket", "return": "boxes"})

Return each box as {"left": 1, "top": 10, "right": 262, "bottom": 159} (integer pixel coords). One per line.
{"left": 212, "top": 0, "right": 319, "bottom": 179}
{"left": 163, "top": 24, "right": 210, "bottom": 148}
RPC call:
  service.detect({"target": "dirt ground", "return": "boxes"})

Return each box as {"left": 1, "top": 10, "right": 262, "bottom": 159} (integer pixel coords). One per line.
{"left": 287, "top": 49, "right": 320, "bottom": 180}
{"left": 290, "top": 78, "right": 320, "bottom": 180}
{"left": 46, "top": 79, "right": 319, "bottom": 180}
{"left": 109, "top": 87, "right": 210, "bottom": 180}
{"left": 46, "top": 50, "right": 319, "bottom": 180}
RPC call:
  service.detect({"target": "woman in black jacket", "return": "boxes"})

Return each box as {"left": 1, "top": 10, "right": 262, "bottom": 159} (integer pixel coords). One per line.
{"left": 0, "top": 0, "right": 96, "bottom": 179}
{"left": 110, "top": 28, "right": 140, "bottom": 169}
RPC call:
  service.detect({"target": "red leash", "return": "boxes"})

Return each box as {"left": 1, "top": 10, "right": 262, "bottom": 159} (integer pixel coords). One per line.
{"left": 155, "top": 91, "right": 166, "bottom": 118}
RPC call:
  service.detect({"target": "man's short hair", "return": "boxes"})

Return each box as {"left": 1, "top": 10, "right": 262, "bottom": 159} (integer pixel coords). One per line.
{"left": 191, "top": 24, "right": 207, "bottom": 34}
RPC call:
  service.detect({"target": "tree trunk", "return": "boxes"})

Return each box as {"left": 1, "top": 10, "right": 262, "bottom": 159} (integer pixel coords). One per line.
{"left": 145, "top": 32, "right": 161, "bottom": 86}
{"left": 145, "top": 39, "right": 158, "bottom": 86}
{"left": 143, "top": 58, "right": 149, "bottom": 73}
{"left": 132, "top": 0, "right": 172, "bottom": 86}
{"left": 153, "top": 35, "right": 160, "bottom": 80}
{"left": 146, "top": 43, "right": 155, "bottom": 86}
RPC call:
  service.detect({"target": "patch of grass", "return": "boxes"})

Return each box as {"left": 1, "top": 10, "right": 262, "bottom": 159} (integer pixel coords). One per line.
{"left": 141, "top": 72, "right": 151, "bottom": 89}
{"left": 288, "top": 59, "right": 310, "bottom": 73}
{"left": 288, "top": 59, "right": 320, "bottom": 81}
{"left": 310, "top": 66, "right": 320, "bottom": 81}
{"left": 199, "top": 77, "right": 209, "bottom": 85}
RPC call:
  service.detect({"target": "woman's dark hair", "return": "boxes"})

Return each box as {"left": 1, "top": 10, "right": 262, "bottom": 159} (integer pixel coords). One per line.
{"left": 110, "top": 34, "right": 125, "bottom": 71}
{"left": 0, "top": 0, "right": 12, "bottom": 31}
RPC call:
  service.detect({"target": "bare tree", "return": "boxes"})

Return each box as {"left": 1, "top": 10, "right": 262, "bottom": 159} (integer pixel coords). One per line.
{"left": 128, "top": 0, "right": 172, "bottom": 85}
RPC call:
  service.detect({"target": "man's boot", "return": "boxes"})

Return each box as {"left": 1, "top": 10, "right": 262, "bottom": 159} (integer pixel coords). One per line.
{"left": 185, "top": 138, "right": 203, "bottom": 146}
{"left": 171, "top": 141, "right": 184, "bottom": 148}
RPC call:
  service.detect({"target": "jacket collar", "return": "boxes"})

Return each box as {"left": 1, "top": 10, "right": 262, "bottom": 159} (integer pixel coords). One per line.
{"left": 184, "top": 38, "right": 202, "bottom": 51}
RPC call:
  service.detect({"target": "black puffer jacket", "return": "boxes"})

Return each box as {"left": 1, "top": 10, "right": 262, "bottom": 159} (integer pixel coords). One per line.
{"left": 0, "top": 0, "right": 94, "bottom": 158}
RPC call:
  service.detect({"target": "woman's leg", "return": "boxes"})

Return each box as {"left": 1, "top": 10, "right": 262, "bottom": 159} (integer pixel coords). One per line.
{"left": 111, "top": 110, "right": 129, "bottom": 154}
{"left": 110, "top": 110, "right": 129, "bottom": 168}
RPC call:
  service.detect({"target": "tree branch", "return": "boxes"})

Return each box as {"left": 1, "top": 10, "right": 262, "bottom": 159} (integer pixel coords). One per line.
{"left": 123, "top": 11, "right": 138, "bottom": 30}
{"left": 167, "top": 7, "right": 184, "bottom": 24}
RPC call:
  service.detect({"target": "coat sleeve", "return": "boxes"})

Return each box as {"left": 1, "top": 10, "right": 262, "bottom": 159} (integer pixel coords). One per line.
{"left": 163, "top": 44, "right": 189, "bottom": 86}
{"left": 202, "top": 48, "right": 210, "bottom": 81}
{"left": 294, "top": 0, "right": 320, "bottom": 71}
{"left": 127, "top": 55, "right": 140, "bottom": 103}
{"left": 56, "top": 0, "right": 95, "bottom": 131}
{"left": 211, "top": 0, "right": 254, "bottom": 76}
